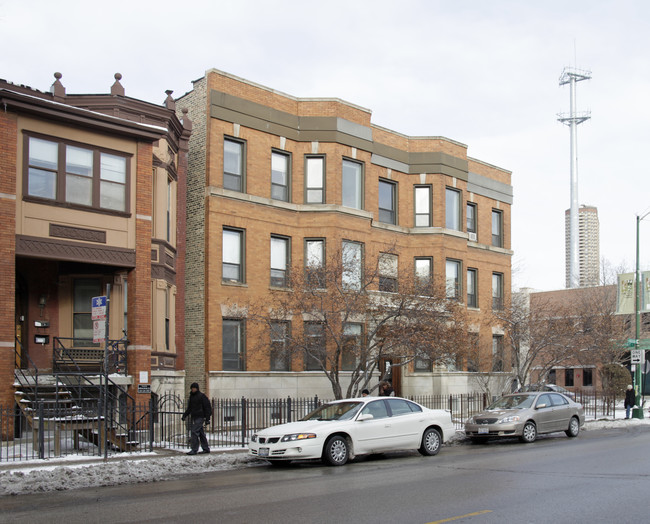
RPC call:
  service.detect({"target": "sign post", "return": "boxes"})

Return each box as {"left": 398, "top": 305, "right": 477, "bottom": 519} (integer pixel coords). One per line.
{"left": 93, "top": 287, "right": 111, "bottom": 459}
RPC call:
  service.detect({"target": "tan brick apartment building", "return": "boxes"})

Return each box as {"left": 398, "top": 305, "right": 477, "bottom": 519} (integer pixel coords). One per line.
{"left": 177, "top": 69, "right": 513, "bottom": 399}
{"left": 0, "top": 73, "right": 191, "bottom": 418}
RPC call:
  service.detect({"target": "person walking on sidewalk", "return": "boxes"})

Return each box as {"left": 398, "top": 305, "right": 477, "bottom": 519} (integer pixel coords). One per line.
{"left": 181, "top": 382, "right": 212, "bottom": 455}
{"left": 624, "top": 384, "right": 636, "bottom": 419}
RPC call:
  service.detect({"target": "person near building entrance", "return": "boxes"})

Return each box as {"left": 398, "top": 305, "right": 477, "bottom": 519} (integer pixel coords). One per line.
{"left": 181, "top": 382, "right": 212, "bottom": 455}
{"left": 379, "top": 381, "right": 394, "bottom": 397}
{"left": 624, "top": 384, "right": 636, "bottom": 419}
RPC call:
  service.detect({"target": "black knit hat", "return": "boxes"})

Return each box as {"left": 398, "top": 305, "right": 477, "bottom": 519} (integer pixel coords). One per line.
{"left": 190, "top": 382, "right": 199, "bottom": 390}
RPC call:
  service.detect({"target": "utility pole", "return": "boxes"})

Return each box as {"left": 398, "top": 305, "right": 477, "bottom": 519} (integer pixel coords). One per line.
{"left": 633, "top": 212, "right": 650, "bottom": 418}
{"left": 558, "top": 68, "right": 591, "bottom": 288}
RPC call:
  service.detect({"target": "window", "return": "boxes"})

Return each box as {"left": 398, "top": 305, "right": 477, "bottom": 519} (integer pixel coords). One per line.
{"left": 342, "top": 323, "right": 362, "bottom": 371}
{"left": 73, "top": 278, "right": 101, "bottom": 347}
{"left": 467, "top": 202, "right": 477, "bottom": 236}
{"left": 223, "top": 228, "right": 244, "bottom": 283}
{"left": 550, "top": 394, "right": 568, "bottom": 407}
{"left": 414, "top": 257, "right": 432, "bottom": 291}
{"left": 304, "top": 322, "right": 325, "bottom": 371}
{"left": 166, "top": 176, "right": 172, "bottom": 242}
{"left": 164, "top": 286, "right": 170, "bottom": 350}
{"left": 445, "top": 188, "right": 461, "bottom": 230}
{"left": 270, "top": 321, "right": 291, "bottom": 371}
{"left": 123, "top": 278, "right": 128, "bottom": 334}
{"left": 271, "top": 150, "right": 290, "bottom": 201}
{"left": 492, "top": 273, "right": 503, "bottom": 310}
{"left": 414, "top": 186, "right": 432, "bottom": 227}
{"left": 467, "top": 333, "right": 479, "bottom": 372}
{"left": 305, "top": 156, "right": 325, "bottom": 203}
{"left": 446, "top": 259, "right": 461, "bottom": 299}
{"left": 26, "top": 135, "right": 129, "bottom": 212}
{"left": 342, "top": 159, "right": 362, "bottom": 209}
{"left": 387, "top": 398, "right": 422, "bottom": 416}
{"left": 414, "top": 357, "right": 433, "bottom": 372}
{"left": 467, "top": 268, "right": 478, "bottom": 308}
{"left": 223, "top": 138, "right": 244, "bottom": 192}
{"left": 378, "top": 179, "right": 397, "bottom": 225}
{"left": 492, "top": 209, "right": 503, "bottom": 247}
{"left": 222, "top": 319, "right": 245, "bottom": 371}
{"left": 492, "top": 335, "right": 504, "bottom": 372}
{"left": 360, "top": 400, "right": 389, "bottom": 419}
{"left": 270, "top": 235, "right": 290, "bottom": 287}
{"left": 548, "top": 369, "right": 557, "bottom": 384}
{"left": 342, "top": 240, "right": 363, "bottom": 290}
{"left": 379, "top": 253, "right": 398, "bottom": 292}
{"left": 565, "top": 368, "right": 574, "bottom": 387}
{"left": 305, "top": 238, "right": 325, "bottom": 288}
{"left": 583, "top": 368, "right": 593, "bottom": 387}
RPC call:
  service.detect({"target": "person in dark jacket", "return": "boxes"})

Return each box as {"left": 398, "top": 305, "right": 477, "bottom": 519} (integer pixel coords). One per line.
{"left": 624, "top": 384, "right": 636, "bottom": 419}
{"left": 378, "top": 381, "right": 394, "bottom": 397}
{"left": 181, "top": 382, "right": 212, "bottom": 455}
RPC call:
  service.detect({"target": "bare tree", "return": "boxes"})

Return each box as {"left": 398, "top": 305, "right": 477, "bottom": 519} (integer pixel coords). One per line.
{"left": 490, "top": 286, "right": 629, "bottom": 394}
{"left": 569, "top": 286, "right": 628, "bottom": 370}
{"left": 489, "top": 290, "right": 579, "bottom": 389}
{"left": 245, "top": 245, "right": 469, "bottom": 399}
{"left": 600, "top": 257, "right": 630, "bottom": 286}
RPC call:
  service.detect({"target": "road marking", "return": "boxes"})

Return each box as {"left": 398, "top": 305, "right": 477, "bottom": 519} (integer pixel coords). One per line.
{"left": 426, "top": 509, "right": 493, "bottom": 523}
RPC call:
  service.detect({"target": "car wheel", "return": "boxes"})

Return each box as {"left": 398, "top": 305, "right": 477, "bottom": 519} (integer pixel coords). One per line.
{"left": 565, "top": 417, "right": 580, "bottom": 438}
{"left": 418, "top": 427, "right": 441, "bottom": 456}
{"left": 519, "top": 421, "right": 537, "bottom": 443}
{"left": 322, "top": 435, "right": 349, "bottom": 466}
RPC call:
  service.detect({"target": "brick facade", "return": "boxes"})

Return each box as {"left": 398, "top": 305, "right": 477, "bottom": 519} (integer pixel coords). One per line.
{"left": 1, "top": 74, "right": 190, "bottom": 417}
{"left": 177, "top": 69, "right": 513, "bottom": 398}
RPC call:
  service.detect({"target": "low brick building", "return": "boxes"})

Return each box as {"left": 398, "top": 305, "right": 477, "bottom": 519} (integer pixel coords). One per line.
{"left": 177, "top": 69, "right": 514, "bottom": 398}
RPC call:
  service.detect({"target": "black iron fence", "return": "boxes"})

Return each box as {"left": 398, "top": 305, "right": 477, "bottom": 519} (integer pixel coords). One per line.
{"left": 0, "top": 391, "right": 621, "bottom": 462}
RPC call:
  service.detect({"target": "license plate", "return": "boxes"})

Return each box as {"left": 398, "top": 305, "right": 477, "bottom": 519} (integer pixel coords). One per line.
{"left": 478, "top": 427, "right": 489, "bottom": 434}
{"left": 259, "top": 447, "right": 269, "bottom": 457}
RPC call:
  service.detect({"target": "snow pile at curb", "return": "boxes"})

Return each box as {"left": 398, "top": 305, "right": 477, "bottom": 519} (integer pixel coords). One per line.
{"left": 0, "top": 451, "right": 253, "bottom": 497}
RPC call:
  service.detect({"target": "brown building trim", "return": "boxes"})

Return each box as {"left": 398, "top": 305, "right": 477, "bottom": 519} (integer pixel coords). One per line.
{"left": 209, "top": 88, "right": 472, "bottom": 180}
{"left": 16, "top": 235, "right": 136, "bottom": 267}
{"left": 49, "top": 224, "right": 107, "bottom": 244}
{"left": 0, "top": 90, "right": 165, "bottom": 142}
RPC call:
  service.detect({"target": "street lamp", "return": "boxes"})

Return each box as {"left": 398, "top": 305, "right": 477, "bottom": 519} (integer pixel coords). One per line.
{"left": 633, "top": 210, "right": 650, "bottom": 418}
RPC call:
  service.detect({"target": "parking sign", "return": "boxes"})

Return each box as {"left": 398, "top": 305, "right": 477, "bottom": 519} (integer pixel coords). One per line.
{"left": 92, "top": 296, "right": 107, "bottom": 320}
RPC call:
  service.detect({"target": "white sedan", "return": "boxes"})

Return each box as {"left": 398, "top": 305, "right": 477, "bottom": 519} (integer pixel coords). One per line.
{"left": 248, "top": 397, "right": 455, "bottom": 466}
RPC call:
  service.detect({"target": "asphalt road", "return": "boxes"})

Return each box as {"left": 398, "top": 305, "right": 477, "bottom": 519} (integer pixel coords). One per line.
{"left": 1, "top": 425, "right": 648, "bottom": 524}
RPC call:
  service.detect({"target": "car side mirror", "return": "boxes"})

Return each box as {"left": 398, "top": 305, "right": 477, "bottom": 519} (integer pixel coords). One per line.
{"left": 536, "top": 403, "right": 548, "bottom": 409}
{"left": 357, "top": 413, "right": 374, "bottom": 421}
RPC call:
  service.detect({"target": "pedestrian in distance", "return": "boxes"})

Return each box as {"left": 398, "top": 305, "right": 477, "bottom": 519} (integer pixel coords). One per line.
{"left": 181, "top": 382, "right": 212, "bottom": 455}
{"left": 379, "top": 381, "right": 394, "bottom": 397}
{"left": 361, "top": 389, "right": 370, "bottom": 397}
{"left": 624, "top": 384, "right": 636, "bottom": 419}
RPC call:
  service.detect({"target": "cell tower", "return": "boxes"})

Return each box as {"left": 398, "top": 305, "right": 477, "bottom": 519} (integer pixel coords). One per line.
{"left": 558, "top": 67, "right": 591, "bottom": 288}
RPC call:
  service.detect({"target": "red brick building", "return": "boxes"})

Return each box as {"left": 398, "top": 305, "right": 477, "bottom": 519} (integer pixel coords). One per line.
{"left": 0, "top": 73, "right": 191, "bottom": 426}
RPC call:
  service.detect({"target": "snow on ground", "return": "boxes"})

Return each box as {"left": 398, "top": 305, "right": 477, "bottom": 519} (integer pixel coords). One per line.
{"left": 1, "top": 416, "right": 649, "bottom": 497}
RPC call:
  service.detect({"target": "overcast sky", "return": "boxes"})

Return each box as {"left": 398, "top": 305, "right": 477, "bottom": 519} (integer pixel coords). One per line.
{"left": 2, "top": 0, "right": 649, "bottom": 291}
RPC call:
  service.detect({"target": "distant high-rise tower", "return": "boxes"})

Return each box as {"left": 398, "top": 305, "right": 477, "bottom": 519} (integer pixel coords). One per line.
{"left": 565, "top": 205, "right": 600, "bottom": 287}
{"left": 558, "top": 67, "right": 591, "bottom": 288}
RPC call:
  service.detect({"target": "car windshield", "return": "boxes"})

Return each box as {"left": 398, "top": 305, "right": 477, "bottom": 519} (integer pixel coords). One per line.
{"left": 487, "top": 394, "right": 535, "bottom": 410}
{"left": 302, "top": 402, "right": 363, "bottom": 421}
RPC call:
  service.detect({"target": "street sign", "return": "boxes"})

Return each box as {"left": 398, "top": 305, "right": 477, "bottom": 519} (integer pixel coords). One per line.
{"left": 631, "top": 349, "right": 645, "bottom": 364}
{"left": 92, "top": 296, "right": 107, "bottom": 320}
{"left": 93, "top": 320, "right": 106, "bottom": 343}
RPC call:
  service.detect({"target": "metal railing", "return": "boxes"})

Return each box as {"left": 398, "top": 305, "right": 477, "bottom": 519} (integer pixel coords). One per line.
{"left": 0, "top": 391, "right": 621, "bottom": 462}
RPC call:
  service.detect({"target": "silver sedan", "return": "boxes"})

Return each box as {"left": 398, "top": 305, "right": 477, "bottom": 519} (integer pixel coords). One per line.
{"left": 464, "top": 392, "right": 585, "bottom": 443}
